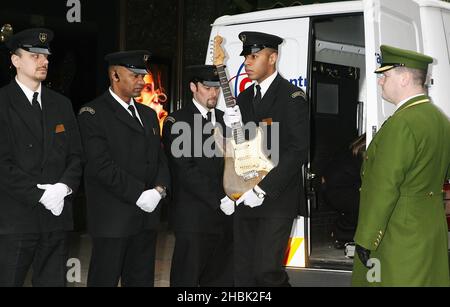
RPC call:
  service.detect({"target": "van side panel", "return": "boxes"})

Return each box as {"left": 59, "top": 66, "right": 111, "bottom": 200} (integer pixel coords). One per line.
{"left": 421, "top": 7, "right": 450, "bottom": 117}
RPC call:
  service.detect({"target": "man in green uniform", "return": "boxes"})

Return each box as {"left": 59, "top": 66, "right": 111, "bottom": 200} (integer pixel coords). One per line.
{"left": 352, "top": 45, "right": 450, "bottom": 287}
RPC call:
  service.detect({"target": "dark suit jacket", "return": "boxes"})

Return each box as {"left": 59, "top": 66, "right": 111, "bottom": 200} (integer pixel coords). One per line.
{"left": 236, "top": 74, "right": 309, "bottom": 218}
{"left": 162, "top": 102, "right": 231, "bottom": 234}
{"left": 0, "top": 80, "right": 82, "bottom": 234}
{"left": 77, "top": 91, "right": 170, "bottom": 238}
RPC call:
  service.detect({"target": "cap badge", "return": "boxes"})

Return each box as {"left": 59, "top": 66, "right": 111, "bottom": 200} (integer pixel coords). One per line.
{"left": 39, "top": 32, "right": 47, "bottom": 43}
{"left": 143, "top": 54, "right": 150, "bottom": 62}
{"left": 239, "top": 34, "right": 246, "bottom": 43}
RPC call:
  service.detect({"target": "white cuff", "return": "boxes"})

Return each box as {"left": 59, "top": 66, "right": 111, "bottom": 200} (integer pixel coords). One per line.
{"left": 63, "top": 184, "right": 73, "bottom": 197}
{"left": 254, "top": 185, "right": 266, "bottom": 196}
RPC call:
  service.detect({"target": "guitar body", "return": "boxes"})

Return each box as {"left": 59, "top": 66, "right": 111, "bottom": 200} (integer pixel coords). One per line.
{"left": 215, "top": 127, "right": 274, "bottom": 201}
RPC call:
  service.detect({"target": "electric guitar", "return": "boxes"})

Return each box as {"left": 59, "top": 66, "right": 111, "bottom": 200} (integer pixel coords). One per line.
{"left": 213, "top": 35, "right": 275, "bottom": 201}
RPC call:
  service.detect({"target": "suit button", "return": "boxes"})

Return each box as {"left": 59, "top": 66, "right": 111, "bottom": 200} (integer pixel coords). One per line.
{"left": 428, "top": 192, "right": 434, "bottom": 197}
{"left": 27, "top": 144, "right": 33, "bottom": 148}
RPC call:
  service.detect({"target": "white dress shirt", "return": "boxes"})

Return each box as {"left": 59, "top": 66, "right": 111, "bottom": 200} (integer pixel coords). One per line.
{"left": 254, "top": 71, "right": 278, "bottom": 99}
{"left": 192, "top": 98, "right": 216, "bottom": 126}
{"left": 16, "top": 77, "right": 42, "bottom": 108}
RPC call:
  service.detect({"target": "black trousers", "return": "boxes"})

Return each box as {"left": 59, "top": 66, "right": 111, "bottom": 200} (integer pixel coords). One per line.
{"left": 170, "top": 231, "right": 233, "bottom": 287}
{"left": 87, "top": 230, "right": 157, "bottom": 287}
{"left": 234, "top": 217, "right": 293, "bottom": 287}
{"left": 0, "top": 232, "right": 68, "bottom": 287}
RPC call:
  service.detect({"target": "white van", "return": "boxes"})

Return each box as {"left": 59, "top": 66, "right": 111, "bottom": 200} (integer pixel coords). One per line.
{"left": 205, "top": 0, "right": 450, "bottom": 270}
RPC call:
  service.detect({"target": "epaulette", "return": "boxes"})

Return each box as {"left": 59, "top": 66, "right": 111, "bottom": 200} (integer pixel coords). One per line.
{"left": 164, "top": 116, "right": 176, "bottom": 124}
{"left": 291, "top": 90, "right": 307, "bottom": 100}
{"left": 79, "top": 107, "right": 96, "bottom": 115}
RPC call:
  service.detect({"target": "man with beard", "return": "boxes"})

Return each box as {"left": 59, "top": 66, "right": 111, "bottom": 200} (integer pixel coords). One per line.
{"left": 78, "top": 50, "right": 170, "bottom": 287}
{"left": 0, "top": 28, "right": 83, "bottom": 287}
{"left": 163, "top": 65, "right": 234, "bottom": 287}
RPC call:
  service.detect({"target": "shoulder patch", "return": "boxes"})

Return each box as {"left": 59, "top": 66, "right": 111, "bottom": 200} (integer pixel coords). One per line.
{"left": 79, "top": 107, "right": 95, "bottom": 115}
{"left": 164, "top": 116, "right": 176, "bottom": 124}
{"left": 291, "top": 91, "right": 307, "bottom": 100}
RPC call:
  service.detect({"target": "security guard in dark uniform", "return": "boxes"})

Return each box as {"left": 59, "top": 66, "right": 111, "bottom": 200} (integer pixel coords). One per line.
{"left": 162, "top": 65, "right": 234, "bottom": 287}
{"left": 0, "top": 28, "right": 83, "bottom": 287}
{"left": 78, "top": 50, "right": 170, "bottom": 287}
{"left": 224, "top": 32, "right": 309, "bottom": 286}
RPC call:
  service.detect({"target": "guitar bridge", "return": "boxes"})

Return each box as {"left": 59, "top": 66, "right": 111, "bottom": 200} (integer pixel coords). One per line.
{"left": 242, "top": 170, "right": 259, "bottom": 181}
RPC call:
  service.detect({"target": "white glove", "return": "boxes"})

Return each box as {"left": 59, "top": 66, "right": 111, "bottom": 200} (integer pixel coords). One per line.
{"left": 220, "top": 196, "right": 235, "bottom": 216}
{"left": 223, "top": 105, "right": 243, "bottom": 128}
{"left": 236, "top": 186, "right": 265, "bottom": 208}
{"left": 50, "top": 200, "right": 65, "bottom": 217}
{"left": 37, "top": 183, "right": 71, "bottom": 216}
{"left": 136, "top": 189, "right": 162, "bottom": 213}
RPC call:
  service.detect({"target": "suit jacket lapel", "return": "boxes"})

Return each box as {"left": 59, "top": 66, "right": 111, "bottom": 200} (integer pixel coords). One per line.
{"left": 106, "top": 92, "right": 145, "bottom": 134}
{"left": 41, "top": 87, "right": 64, "bottom": 165}
{"left": 186, "top": 103, "right": 222, "bottom": 166}
{"left": 240, "top": 85, "right": 256, "bottom": 123}
{"left": 7, "top": 81, "right": 43, "bottom": 142}
{"left": 135, "top": 103, "right": 155, "bottom": 136}
{"left": 187, "top": 101, "right": 205, "bottom": 120}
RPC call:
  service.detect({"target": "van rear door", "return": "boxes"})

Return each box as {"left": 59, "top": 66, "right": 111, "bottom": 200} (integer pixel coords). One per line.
{"left": 364, "top": 0, "right": 423, "bottom": 143}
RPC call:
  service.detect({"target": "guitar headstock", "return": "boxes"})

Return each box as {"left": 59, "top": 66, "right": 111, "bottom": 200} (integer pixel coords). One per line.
{"left": 213, "top": 35, "right": 225, "bottom": 66}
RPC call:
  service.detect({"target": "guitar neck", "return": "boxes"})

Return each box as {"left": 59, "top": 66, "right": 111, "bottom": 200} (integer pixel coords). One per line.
{"left": 216, "top": 65, "right": 236, "bottom": 108}
{"left": 215, "top": 64, "right": 245, "bottom": 145}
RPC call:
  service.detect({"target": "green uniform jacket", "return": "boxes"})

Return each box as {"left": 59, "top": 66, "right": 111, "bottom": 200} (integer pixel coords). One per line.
{"left": 352, "top": 95, "right": 450, "bottom": 287}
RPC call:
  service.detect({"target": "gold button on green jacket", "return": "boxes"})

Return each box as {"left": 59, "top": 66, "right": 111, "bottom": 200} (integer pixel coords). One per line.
{"left": 352, "top": 95, "right": 450, "bottom": 287}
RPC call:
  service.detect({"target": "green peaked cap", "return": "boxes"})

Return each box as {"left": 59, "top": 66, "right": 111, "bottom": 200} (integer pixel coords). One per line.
{"left": 375, "top": 45, "right": 433, "bottom": 73}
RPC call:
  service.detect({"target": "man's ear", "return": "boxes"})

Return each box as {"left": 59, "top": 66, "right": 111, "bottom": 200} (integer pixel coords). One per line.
{"left": 114, "top": 71, "right": 120, "bottom": 81}
{"left": 400, "top": 71, "right": 412, "bottom": 87}
{"left": 10, "top": 54, "right": 20, "bottom": 69}
{"left": 269, "top": 52, "right": 278, "bottom": 65}
{"left": 190, "top": 82, "right": 197, "bottom": 93}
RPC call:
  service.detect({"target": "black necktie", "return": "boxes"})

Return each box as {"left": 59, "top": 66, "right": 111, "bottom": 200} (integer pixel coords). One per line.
{"left": 206, "top": 111, "right": 212, "bottom": 123}
{"left": 32, "top": 92, "right": 42, "bottom": 117}
{"left": 32, "top": 92, "right": 43, "bottom": 132}
{"left": 253, "top": 85, "right": 262, "bottom": 109}
{"left": 128, "top": 105, "right": 142, "bottom": 127}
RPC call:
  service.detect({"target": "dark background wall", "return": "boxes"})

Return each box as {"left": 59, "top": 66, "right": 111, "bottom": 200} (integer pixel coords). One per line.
{"left": 0, "top": 0, "right": 121, "bottom": 111}
{"left": 1, "top": 0, "right": 345, "bottom": 112}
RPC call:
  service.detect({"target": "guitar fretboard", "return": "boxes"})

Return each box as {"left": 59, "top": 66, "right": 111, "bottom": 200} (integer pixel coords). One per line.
{"left": 216, "top": 64, "right": 245, "bottom": 145}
